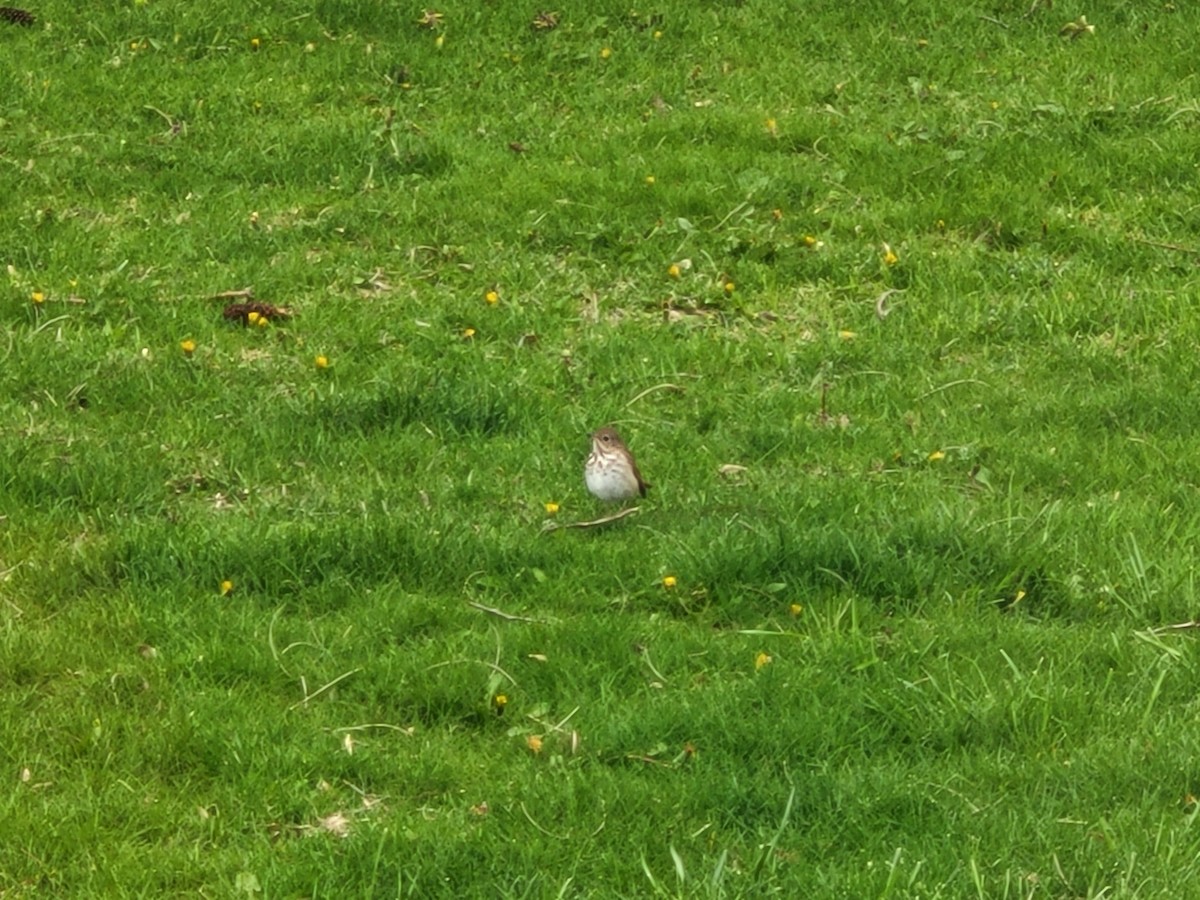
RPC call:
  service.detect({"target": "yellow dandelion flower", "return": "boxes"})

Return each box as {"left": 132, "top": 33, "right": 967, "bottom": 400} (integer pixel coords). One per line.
{"left": 662, "top": 575, "right": 677, "bottom": 589}
{"left": 526, "top": 734, "right": 544, "bottom": 754}
{"left": 463, "top": 327, "right": 476, "bottom": 339}
{"left": 220, "top": 579, "right": 234, "bottom": 596}
{"left": 803, "top": 234, "right": 817, "bottom": 247}
{"left": 667, "top": 263, "right": 681, "bottom": 279}
{"left": 723, "top": 281, "right": 735, "bottom": 296}
{"left": 653, "top": 30, "right": 663, "bottom": 39}
{"left": 789, "top": 603, "right": 803, "bottom": 617}
{"left": 928, "top": 450, "right": 946, "bottom": 461}
{"left": 180, "top": 339, "right": 196, "bottom": 356}
{"left": 256, "top": 315, "right": 269, "bottom": 328}
{"left": 882, "top": 243, "right": 899, "bottom": 266}
{"left": 485, "top": 289, "right": 499, "bottom": 305}
{"left": 493, "top": 694, "right": 507, "bottom": 715}
{"left": 544, "top": 501, "right": 560, "bottom": 515}
{"left": 315, "top": 355, "right": 329, "bottom": 369}
{"left": 765, "top": 117, "right": 778, "bottom": 136}
{"left": 31, "top": 291, "right": 44, "bottom": 304}
{"left": 247, "top": 311, "right": 261, "bottom": 325}
{"left": 755, "top": 652, "right": 772, "bottom": 670}
{"left": 644, "top": 175, "right": 655, "bottom": 186}
{"left": 250, "top": 37, "right": 261, "bottom": 50}
{"left": 600, "top": 47, "right": 612, "bottom": 59}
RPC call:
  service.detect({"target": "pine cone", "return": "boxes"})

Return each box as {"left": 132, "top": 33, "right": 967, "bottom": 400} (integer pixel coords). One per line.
{"left": 0, "top": 7, "right": 36, "bottom": 26}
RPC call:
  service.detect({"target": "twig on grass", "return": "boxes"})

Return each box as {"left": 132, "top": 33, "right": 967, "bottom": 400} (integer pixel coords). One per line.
{"left": 874, "top": 287, "right": 904, "bottom": 319}
{"left": 1144, "top": 620, "right": 1200, "bottom": 635}
{"left": 917, "top": 379, "right": 992, "bottom": 400}
{"left": 519, "top": 801, "right": 606, "bottom": 840}
{"left": 288, "top": 668, "right": 362, "bottom": 711}
{"left": 1132, "top": 236, "right": 1200, "bottom": 255}
{"left": 1022, "top": 0, "right": 1051, "bottom": 19}
{"left": 625, "top": 382, "right": 685, "bottom": 407}
{"left": 331, "top": 723, "right": 416, "bottom": 735}
{"left": 467, "top": 600, "right": 545, "bottom": 623}
{"left": 210, "top": 287, "right": 255, "bottom": 300}
{"left": 425, "top": 658, "right": 518, "bottom": 686}
{"left": 521, "top": 802, "right": 569, "bottom": 839}
{"left": 542, "top": 507, "right": 639, "bottom": 532}
{"left": 633, "top": 644, "right": 669, "bottom": 684}
{"left": 526, "top": 706, "right": 580, "bottom": 735}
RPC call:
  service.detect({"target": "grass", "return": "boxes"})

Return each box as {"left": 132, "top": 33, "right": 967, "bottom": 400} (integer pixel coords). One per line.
{"left": 4, "top": 0, "right": 1200, "bottom": 895}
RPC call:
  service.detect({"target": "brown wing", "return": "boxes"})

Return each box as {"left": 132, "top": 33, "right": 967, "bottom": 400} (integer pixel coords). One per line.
{"left": 633, "top": 463, "right": 651, "bottom": 497}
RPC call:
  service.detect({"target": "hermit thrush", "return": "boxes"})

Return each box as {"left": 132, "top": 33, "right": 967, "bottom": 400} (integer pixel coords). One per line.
{"left": 585, "top": 426, "right": 650, "bottom": 501}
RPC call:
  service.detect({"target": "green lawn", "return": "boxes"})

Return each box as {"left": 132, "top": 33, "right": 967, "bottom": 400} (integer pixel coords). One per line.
{"left": 4, "top": 1, "right": 1200, "bottom": 896}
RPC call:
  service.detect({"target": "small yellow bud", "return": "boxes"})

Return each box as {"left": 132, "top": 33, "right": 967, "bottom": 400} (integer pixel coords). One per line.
{"left": 315, "top": 355, "right": 329, "bottom": 369}
{"left": 180, "top": 339, "right": 196, "bottom": 356}
{"left": 662, "top": 575, "right": 677, "bottom": 589}
{"left": 600, "top": 47, "right": 612, "bottom": 59}
{"left": 220, "top": 580, "right": 234, "bottom": 596}
{"left": 667, "top": 264, "right": 681, "bottom": 279}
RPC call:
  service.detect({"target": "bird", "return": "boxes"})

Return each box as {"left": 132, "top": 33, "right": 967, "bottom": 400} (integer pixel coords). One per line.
{"left": 585, "top": 426, "right": 650, "bottom": 502}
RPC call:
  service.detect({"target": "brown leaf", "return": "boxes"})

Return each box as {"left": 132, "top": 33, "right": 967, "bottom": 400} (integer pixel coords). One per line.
{"left": 416, "top": 9, "right": 443, "bottom": 29}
